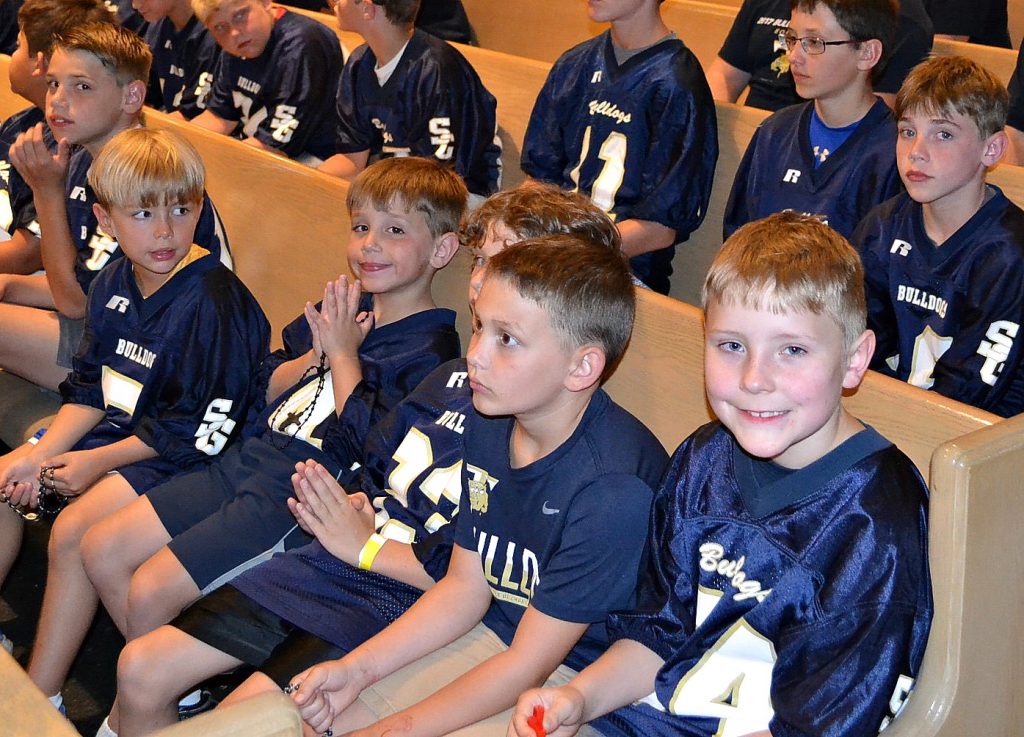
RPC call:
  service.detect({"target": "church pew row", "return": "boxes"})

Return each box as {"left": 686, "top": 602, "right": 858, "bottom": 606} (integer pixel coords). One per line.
{"left": 460, "top": 0, "right": 1020, "bottom": 86}
{"left": 2, "top": 56, "right": 1024, "bottom": 736}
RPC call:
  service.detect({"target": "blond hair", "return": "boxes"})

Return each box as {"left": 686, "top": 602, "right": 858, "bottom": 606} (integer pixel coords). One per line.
{"left": 896, "top": 55, "right": 1008, "bottom": 138}
{"left": 703, "top": 211, "right": 866, "bottom": 349}
{"left": 89, "top": 128, "right": 205, "bottom": 209}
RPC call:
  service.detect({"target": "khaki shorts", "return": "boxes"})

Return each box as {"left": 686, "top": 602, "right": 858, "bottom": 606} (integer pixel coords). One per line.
{"left": 356, "top": 622, "right": 602, "bottom": 737}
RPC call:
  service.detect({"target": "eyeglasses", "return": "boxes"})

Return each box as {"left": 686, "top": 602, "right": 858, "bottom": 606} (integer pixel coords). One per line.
{"left": 782, "top": 32, "right": 861, "bottom": 55}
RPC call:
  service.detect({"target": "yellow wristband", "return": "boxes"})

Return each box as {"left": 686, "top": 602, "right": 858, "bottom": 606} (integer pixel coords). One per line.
{"left": 358, "top": 533, "right": 387, "bottom": 571}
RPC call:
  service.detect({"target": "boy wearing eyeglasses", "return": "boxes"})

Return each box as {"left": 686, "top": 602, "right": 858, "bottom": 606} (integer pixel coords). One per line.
{"left": 189, "top": 0, "right": 342, "bottom": 164}
{"left": 723, "top": 0, "right": 902, "bottom": 241}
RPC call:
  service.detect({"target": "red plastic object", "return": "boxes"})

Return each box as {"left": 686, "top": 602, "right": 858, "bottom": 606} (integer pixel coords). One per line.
{"left": 527, "top": 704, "right": 546, "bottom": 737}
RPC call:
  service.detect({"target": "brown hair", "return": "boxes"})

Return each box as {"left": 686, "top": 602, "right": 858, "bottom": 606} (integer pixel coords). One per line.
{"left": 18, "top": 0, "right": 113, "bottom": 57}
{"left": 346, "top": 157, "right": 468, "bottom": 238}
{"left": 53, "top": 21, "right": 152, "bottom": 86}
{"left": 791, "top": 0, "right": 897, "bottom": 76}
{"left": 895, "top": 55, "right": 1008, "bottom": 138}
{"left": 703, "top": 211, "right": 866, "bottom": 349}
{"left": 485, "top": 234, "right": 635, "bottom": 376}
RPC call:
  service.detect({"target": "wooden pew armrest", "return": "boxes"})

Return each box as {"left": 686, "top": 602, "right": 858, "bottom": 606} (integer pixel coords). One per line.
{"left": 151, "top": 692, "right": 303, "bottom": 737}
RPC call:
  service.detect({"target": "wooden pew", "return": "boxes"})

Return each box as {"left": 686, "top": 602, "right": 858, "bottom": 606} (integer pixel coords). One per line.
{"left": 2, "top": 54, "right": 1024, "bottom": 737}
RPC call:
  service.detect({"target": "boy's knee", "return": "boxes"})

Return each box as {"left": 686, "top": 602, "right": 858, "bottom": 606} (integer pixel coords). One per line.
{"left": 48, "top": 507, "right": 91, "bottom": 559}
{"left": 80, "top": 523, "right": 116, "bottom": 579}
{"left": 118, "top": 636, "right": 167, "bottom": 706}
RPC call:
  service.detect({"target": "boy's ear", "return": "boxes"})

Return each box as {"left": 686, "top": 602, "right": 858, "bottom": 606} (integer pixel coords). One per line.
{"left": 855, "top": 39, "right": 883, "bottom": 73}
{"left": 92, "top": 203, "right": 114, "bottom": 236}
{"left": 121, "top": 80, "right": 146, "bottom": 114}
{"left": 429, "top": 231, "right": 460, "bottom": 269}
{"left": 32, "top": 52, "right": 48, "bottom": 77}
{"left": 841, "top": 328, "right": 876, "bottom": 390}
{"left": 982, "top": 130, "right": 1009, "bottom": 167}
{"left": 565, "top": 344, "right": 607, "bottom": 393}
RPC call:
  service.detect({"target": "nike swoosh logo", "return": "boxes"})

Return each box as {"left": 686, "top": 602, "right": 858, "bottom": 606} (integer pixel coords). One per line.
{"left": 542, "top": 501, "right": 560, "bottom": 515}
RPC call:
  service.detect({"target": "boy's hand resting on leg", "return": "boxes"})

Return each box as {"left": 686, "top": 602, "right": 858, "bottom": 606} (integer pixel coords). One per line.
{"left": 510, "top": 687, "right": 586, "bottom": 737}
{"left": 287, "top": 460, "right": 376, "bottom": 565}
{"left": 290, "top": 657, "right": 371, "bottom": 734}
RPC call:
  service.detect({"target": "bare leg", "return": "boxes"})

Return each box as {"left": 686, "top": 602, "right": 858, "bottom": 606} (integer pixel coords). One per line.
{"left": 216, "top": 670, "right": 281, "bottom": 708}
{"left": 81, "top": 497, "right": 171, "bottom": 635}
{"left": 117, "top": 625, "right": 242, "bottom": 737}
{"left": 0, "top": 504, "right": 24, "bottom": 588}
{"left": 0, "top": 297, "right": 67, "bottom": 392}
{"left": 125, "top": 547, "right": 202, "bottom": 640}
{"left": 27, "top": 474, "right": 139, "bottom": 696}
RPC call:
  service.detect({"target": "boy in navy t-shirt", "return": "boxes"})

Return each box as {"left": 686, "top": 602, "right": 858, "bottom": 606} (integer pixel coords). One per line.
{"left": 288, "top": 236, "right": 668, "bottom": 737}
{"left": 855, "top": 56, "right": 1024, "bottom": 416}
{"left": 724, "top": 0, "right": 903, "bottom": 242}
{"left": 512, "top": 212, "right": 932, "bottom": 737}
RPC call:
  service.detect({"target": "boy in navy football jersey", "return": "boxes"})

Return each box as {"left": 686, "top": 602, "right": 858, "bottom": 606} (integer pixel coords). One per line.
{"left": 724, "top": 0, "right": 903, "bottom": 241}
{"left": 138, "top": 0, "right": 220, "bottom": 119}
{"left": 855, "top": 56, "right": 1024, "bottom": 417}
{"left": 0, "top": 127, "right": 269, "bottom": 715}
{"left": 286, "top": 236, "right": 668, "bottom": 737}
{"left": 511, "top": 212, "right": 932, "bottom": 737}
{"left": 0, "top": 0, "right": 111, "bottom": 273}
{"left": 4, "top": 21, "right": 230, "bottom": 393}
{"left": 106, "top": 184, "right": 627, "bottom": 737}
{"left": 189, "top": 0, "right": 342, "bottom": 163}
{"left": 521, "top": 0, "right": 717, "bottom": 295}
{"left": 320, "top": 0, "right": 501, "bottom": 201}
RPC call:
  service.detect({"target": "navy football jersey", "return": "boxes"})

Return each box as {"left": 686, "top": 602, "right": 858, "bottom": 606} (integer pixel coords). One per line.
{"left": 145, "top": 16, "right": 220, "bottom": 119}
{"left": 60, "top": 247, "right": 270, "bottom": 489}
{"left": 250, "top": 299, "right": 461, "bottom": 469}
{"left": 521, "top": 31, "right": 718, "bottom": 294}
{"left": 206, "top": 9, "right": 341, "bottom": 161}
{"left": 335, "top": 29, "right": 501, "bottom": 197}
{"left": 724, "top": 98, "right": 902, "bottom": 241}
{"left": 454, "top": 390, "right": 668, "bottom": 671}
{"left": 64, "top": 147, "right": 231, "bottom": 295}
{"left": 856, "top": 189, "right": 1024, "bottom": 417}
{"left": 230, "top": 358, "right": 473, "bottom": 649}
{"left": 599, "top": 423, "right": 932, "bottom": 737}
{"left": 718, "top": 0, "right": 933, "bottom": 111}
{"left": 0, "top": 107, "right": 51, "bottom": 239}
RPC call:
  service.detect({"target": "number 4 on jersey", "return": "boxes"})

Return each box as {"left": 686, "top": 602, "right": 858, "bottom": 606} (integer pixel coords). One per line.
{"left": 666, "top": 588, "right": 776, "bottom": 737}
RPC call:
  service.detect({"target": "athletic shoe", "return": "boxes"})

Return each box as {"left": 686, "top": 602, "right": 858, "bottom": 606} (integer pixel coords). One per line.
{"left": 177, "top": 689, "right": 215, "bottom": 720}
